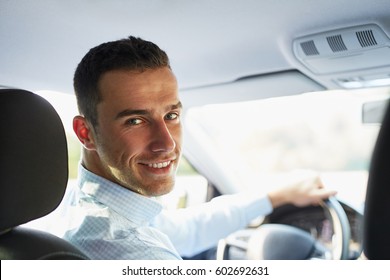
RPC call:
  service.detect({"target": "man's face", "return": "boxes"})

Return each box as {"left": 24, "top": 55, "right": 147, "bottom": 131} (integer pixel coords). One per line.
{"left": 89, "top": 67, "right": 182, "bottom": 197}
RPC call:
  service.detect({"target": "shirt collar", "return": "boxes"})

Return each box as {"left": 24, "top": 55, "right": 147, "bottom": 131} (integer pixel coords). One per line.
{"left": 77, "top": 164, "right": 163, "bottom": 225}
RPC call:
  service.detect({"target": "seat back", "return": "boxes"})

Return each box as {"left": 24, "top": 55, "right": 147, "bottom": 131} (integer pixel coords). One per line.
{"left": 0, "top": 88, "right": 87, "bottom": 259}
{"left": 364, "top": 99, "right": 390, "bottom": 259}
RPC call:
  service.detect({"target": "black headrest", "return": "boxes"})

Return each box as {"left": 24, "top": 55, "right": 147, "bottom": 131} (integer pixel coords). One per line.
{"left": 364, "top": 100, "right": 390, "bottom": 259}
{"left": 0, "top": 89, "right": 68, "bottom": 231}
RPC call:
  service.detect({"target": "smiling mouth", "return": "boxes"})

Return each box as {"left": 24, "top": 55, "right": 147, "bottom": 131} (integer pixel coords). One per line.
{"left": 146, "top": 160, "right": 172, "bottom": 169}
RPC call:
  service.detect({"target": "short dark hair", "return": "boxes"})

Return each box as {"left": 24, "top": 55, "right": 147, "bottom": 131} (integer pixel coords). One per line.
{"left": 73, "top": 36, "right": 171, "bottom": 127}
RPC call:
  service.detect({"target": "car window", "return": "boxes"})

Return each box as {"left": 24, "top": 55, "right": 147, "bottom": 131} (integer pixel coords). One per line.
{"left": 182, "top": 87, "right": 389, "bottom": 212}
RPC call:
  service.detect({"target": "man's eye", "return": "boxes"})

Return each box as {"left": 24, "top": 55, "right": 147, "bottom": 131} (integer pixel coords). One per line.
{"left": 166, "top": 112, "right": 179, "bottom": 120}
{"left": 127, "top": 118, "right": 143, "bottom": 126}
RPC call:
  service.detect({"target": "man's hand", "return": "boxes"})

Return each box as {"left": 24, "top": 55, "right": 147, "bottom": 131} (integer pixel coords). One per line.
{"left": 267, "top": 170, "right": 337, "bottom": 209}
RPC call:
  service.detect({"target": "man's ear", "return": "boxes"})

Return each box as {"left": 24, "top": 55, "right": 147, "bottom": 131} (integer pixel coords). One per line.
{"left": 73, "top": 115, "right": 96, "bottom": 150}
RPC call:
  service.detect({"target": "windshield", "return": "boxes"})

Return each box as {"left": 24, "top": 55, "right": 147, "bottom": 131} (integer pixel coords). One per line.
{"left": 183, "top": 87, "right": 389, "bottom": 211}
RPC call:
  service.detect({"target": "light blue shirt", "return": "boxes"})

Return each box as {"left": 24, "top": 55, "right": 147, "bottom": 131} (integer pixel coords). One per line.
{"left": 29, "top": 164, "right": 273, "bottom": 259}
{"left": 55, "top": 165, "right": 182, "bottom": 260}
{"left": 154, "top": 191, "right": 273, "bottom": 257}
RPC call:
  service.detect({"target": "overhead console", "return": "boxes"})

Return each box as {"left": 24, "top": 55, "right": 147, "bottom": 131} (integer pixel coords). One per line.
{"left": 293, "top": 24, "right": 390, "bottom": 89}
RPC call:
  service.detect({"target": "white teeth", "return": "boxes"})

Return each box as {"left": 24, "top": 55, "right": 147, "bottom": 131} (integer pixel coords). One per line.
{"left": 148, "top": 161, "right": 170, "bottom": 169}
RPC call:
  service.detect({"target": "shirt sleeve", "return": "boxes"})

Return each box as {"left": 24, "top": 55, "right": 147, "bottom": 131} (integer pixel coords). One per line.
{"left": 152, "top": 192, "right": 273, "bottom": 257}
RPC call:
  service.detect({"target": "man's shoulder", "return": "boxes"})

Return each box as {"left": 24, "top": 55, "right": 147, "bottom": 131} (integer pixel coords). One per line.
{"left": 65, "top": 224, "right": 182, "bottom": 260}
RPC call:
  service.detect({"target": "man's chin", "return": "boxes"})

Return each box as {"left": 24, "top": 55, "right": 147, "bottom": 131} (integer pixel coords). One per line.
{"left": 148, "top": 184, "right": 175, "bottom": 197}
{"left": 134, "top": 178, "right": 175, "bottom": 197}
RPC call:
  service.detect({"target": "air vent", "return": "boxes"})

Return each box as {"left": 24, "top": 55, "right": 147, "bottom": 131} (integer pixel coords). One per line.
{"left": 327, "top": 35, "right": 348, "bottom": 52}
{"left": 300, "top": 40, "right": 319, "bottom": 56}
{"left": 293, "top": 24, "right": 390, "bottom": 75}
{"left": 356, "top": 30, "right": 378, "bottom": 47}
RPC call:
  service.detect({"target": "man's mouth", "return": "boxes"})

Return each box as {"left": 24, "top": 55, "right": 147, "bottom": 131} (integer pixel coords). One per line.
{"left": 147, "top": 161, "right": 171, "bottom": 169}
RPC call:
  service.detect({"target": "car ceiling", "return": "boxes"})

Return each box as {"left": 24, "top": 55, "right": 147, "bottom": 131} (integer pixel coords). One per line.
{"left": 1, "top": 0, "right": 390, "bottom": 104}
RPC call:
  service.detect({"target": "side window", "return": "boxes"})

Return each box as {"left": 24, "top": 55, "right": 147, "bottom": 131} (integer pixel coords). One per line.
{"left": 67, "top": 132, "right": 81, "bottom": 179}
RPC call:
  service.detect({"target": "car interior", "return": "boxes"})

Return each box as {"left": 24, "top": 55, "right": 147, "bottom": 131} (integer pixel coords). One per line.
{"left": 1, "top": 0, "right": 390, "bottom": 260}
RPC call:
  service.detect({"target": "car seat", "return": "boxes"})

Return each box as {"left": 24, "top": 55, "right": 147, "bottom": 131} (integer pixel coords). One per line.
{"left": 0, "top": 88, "right": 88, "bottom": 259}
{"left": 364, "top": 99, "right": 390, "bottom": 259}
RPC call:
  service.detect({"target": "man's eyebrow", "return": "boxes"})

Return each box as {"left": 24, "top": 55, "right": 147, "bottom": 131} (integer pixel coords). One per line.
{"left": 115, "top": 109, "right": 148, "bottom": 120}
{"left": 171, "top": 101, "right": 183, "bottom": 110}
{"left": 115, "top": 101, "right": 182, "bottom": 120}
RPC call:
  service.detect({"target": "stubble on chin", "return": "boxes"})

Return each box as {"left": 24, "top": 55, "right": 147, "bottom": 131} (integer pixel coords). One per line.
{"left": 118, "top": 172, "right": 176, "bottom": 197}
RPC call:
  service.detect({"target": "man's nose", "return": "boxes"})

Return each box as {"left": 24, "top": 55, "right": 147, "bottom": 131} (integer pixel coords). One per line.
{"left": 150, "top": 121, "right": 176, "bottom": 153}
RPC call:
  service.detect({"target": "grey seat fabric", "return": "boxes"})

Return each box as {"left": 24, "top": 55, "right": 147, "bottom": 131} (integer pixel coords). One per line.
{"left": 0, "top": 89, "right": 88, "bottom": 259}
{"left": 364, "top": 100, "right": 390, "bottom": 260}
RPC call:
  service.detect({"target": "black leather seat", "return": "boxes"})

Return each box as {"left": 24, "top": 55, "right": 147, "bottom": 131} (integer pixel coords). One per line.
{"left": 0, "top": 88, "right": 88, "bottom": 259}
{"left": 364, "top": 99, "right": 390, "bottom": 260}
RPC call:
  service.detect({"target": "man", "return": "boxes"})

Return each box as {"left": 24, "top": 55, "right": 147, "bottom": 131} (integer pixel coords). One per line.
{"left": 60, "top": 36, "right": 336, "bottom": 259}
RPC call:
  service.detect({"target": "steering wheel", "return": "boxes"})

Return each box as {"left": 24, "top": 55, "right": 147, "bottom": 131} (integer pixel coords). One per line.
{"left": 216, "top": 196, "right": 351, "bottom": 260}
